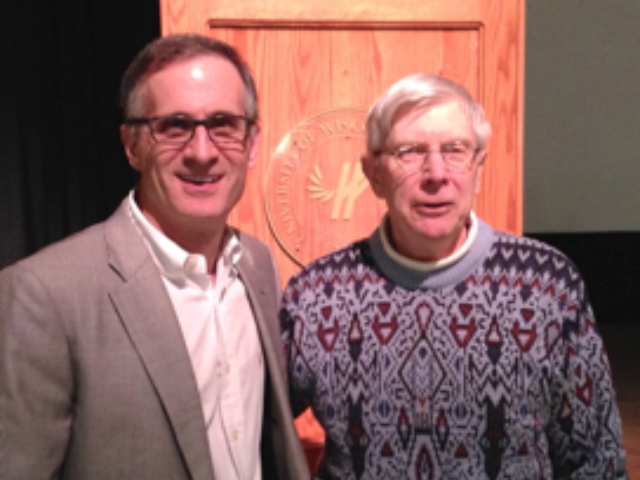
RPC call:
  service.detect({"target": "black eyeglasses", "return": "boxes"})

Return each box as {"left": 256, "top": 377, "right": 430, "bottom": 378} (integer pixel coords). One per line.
{"left": 383, "top": 141, "right": 480, "bottom": 173}
{"left": 124, "top": 113, "right": 254, "bottom": 148}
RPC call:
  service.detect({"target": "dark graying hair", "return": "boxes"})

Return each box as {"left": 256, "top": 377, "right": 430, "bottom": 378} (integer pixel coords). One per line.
{"left": 120, "top": 34, "right": 258, "bottom": 122}
{"left": 366, "top": 73, "right": 492, "bottom": 153}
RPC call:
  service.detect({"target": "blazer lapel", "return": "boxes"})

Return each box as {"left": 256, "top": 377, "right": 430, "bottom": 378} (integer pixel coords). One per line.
{"left": 235, "top": 234, "right": 310, "bottom": 480}
{"left": 235, "top": 238, "right": 282, "bottom": 376}
{"left": 104, "top": 202, "right": 214, "bottom": 480}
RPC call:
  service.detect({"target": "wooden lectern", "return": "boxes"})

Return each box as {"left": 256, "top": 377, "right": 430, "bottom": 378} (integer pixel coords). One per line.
{"left": 159, "top": 0, "right": 525, "bottom": 472}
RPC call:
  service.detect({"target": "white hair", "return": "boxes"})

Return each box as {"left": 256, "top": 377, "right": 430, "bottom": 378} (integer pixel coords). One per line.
{"left": 366, "top": 73, "right": 492, "bottom": 153}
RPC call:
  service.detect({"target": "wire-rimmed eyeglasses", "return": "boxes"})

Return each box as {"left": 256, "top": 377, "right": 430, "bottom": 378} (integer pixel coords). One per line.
{"left": 382, "top": 141, "right": 480, "bottom": 172}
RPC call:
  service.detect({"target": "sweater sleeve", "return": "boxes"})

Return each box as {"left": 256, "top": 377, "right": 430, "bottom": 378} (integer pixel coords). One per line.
{"left": 280, "top": 280, "right": 314, "bottom": 418}
{"left": 546, "top": 276, "right": 628, "bottom": 479}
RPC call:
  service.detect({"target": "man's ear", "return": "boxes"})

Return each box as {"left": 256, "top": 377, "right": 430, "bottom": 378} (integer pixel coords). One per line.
{"left": 473, "top": 149, "right": 487, "bottom": 194}
{"left": 361, "top": 152, "right": 385, "bottom": 198}
{"left": 247, "top": 124, "right": 261, "bottom": 167}
{"left": 120, "top": 124, "right": 142, "bottom": 171}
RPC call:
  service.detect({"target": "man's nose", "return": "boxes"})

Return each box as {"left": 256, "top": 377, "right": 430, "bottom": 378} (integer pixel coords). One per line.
{"left": 420, "top": 151, "right": 447, "bottom": 181}
{"left": 186, "top": 124, "right": 219, "bottom": 159}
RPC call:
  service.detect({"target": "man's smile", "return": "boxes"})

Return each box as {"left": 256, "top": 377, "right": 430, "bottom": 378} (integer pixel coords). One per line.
{"left": 177, "top": 173, "right": 223, "bottom": 185}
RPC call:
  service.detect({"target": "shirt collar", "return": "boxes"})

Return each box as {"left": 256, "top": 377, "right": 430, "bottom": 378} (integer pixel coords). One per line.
{"left": 127, "top": 190, "right": 242, "bottom": 290}
{"left": 379, "top": 211, "right": 478, "bottom": 272}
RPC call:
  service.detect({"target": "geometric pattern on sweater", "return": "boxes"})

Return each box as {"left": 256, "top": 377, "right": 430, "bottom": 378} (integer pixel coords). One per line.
{"left": 281, "top": 229, "right": 628, "bottom": 480}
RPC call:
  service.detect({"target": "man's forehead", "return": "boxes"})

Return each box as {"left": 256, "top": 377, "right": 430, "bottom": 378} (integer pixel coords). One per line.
{"left": 139, "top": 55, "right": 246, "bottom": 113}
{"left": 394, "top": 98, "right": 459, "bottom": 120}
{"left": 149, "top": 54, "right": 238, "bottom": 81}
{"left": 385, "top": 99, "right": 476, "bottom": 145}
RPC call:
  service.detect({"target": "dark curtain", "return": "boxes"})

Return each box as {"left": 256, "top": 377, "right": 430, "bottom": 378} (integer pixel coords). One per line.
{"left": 0, "top": 0, "right": 159, "bottom": 268}
{"left": 527, "top": 232, "right": 640, "bottom": 324}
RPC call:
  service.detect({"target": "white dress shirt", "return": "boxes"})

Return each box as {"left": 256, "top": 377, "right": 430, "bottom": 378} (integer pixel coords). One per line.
{"left": 128, "top": 192, "right": 264, "bottom": 480}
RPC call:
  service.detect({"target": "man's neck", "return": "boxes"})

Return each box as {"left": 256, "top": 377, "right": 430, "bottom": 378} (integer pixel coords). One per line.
{"left": 381, "top": 213, "right": 476, "bottom": 270}
{"left": 157, "top": 219, "right": 226, "bottom": 274}
{"left": 136, "top": 209, "right": 226, "bottom": 275}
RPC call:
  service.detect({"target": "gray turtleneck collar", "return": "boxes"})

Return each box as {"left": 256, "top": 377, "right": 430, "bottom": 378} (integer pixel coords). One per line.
{"left": 367, "top": 217, "right": 495, "bottom": 290}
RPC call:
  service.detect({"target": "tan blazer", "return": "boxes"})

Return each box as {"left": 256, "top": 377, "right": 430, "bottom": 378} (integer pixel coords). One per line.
{"left": 0, "top": 200, "right": 308, "bottom": 480}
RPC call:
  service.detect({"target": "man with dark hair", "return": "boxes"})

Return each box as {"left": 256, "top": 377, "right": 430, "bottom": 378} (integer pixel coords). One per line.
{"left": 0, "top": 34, "right": 308, "bottom": 480}
{"left": 281, "top": 73, "right": 628, "bottom": 479}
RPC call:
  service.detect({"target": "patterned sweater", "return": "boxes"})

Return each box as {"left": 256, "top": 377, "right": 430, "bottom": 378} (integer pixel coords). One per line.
{"left": 281, "top": 219, "right": 628, "bottom": 480}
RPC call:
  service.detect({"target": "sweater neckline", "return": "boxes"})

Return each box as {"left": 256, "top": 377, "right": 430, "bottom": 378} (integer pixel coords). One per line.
{"left": 367, "top": 216, "right": 495, "bottom": 290}
{"left": 378, "top": 212, "right": 478, "bottom": 271}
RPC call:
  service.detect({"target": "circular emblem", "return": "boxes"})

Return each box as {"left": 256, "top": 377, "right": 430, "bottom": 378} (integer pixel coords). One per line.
{"left": 265, "top": 108, "right": 386, "bottom": 266}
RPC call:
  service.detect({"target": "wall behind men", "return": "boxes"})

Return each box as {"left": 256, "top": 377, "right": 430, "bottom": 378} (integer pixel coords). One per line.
{"left": 3, "top": 1, "right": 636, "bottom": 241}
{"left": 524, "top": 0, "right": 640, "bottom": 233}
{"left": 525, "top": 1, "right": 640, "bottom": 323}
{"left": 1, "top": 0, "right": 638, "bottom": 321}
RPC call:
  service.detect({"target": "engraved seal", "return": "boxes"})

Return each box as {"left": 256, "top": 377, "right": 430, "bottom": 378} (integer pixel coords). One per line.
{"left": 264, "top": 108, "right": 385, "bottom": 266}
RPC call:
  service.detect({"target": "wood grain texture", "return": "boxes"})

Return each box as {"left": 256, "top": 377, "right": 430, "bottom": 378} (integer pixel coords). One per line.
{"left": 163, "top": 0, "right": 483, "bottom": 25}
{"left": 160, "top": 1, "right": 524, "bottom": 284}
{"left": 160, "top": 0, "right": 524, "bottom": 471}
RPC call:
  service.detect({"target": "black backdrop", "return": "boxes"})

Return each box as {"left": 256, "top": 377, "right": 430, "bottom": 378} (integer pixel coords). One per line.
{"left": 1, "top": 0, "right": 159, "bottom": 268}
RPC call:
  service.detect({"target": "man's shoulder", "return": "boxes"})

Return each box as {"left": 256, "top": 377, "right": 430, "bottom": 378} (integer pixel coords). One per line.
{"left": 1, "top": 201, "right": 133, "bottom": 281}
{"left": 0, "top": 221, "right": 115, "bottom": 303}
{"left": 288, "top": 240, "right": 364, "bottom": 282}
{"left": 7, "top": 222, "right": 107, "bottom": 272}
{"left": 492, "top": 230, "right": 572, "bottom": 259}
{"left": 489, "top": 230, "right": 583, "bottom": 280}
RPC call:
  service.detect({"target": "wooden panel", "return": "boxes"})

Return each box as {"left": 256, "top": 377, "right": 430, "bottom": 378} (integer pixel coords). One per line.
{"left": 160, "top": 0, "right": 524, "bottom": 283}
{"left": 160, "top": 0, "right": 525, "bottom": 470}
{"left": 160, "top": 1, "right": 524, "bottom": 265}
{"left": 207, "top": 27, "right": 481, "bottom": 279}
{"left": 161, "top": 0, "right": 483, "bottom": 25}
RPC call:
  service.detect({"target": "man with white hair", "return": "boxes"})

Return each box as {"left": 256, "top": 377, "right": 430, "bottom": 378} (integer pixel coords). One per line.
{"left": 281, "top": 73, "right": 628, "bottom": 479}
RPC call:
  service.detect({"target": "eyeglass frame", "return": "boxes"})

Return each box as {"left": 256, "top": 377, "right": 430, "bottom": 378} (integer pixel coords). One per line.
{"left": 123, "top": 113, "right": 256, "bottom": 148}
{"left": 379, "top": 141, "right": 482, "bottom": 172}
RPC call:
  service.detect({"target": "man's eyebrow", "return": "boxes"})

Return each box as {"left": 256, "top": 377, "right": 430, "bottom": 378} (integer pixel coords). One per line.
{"left": 444, "top": 138, "right": 474, "bottom": 146}
{"left": 392, "top": 137, "right": 474, "bottom": 147}
{"left": 154, "top": 111, "right": 191, "bottom": 118}
{"left": 208, "top": 110, "right": 239, "bottom": 116}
